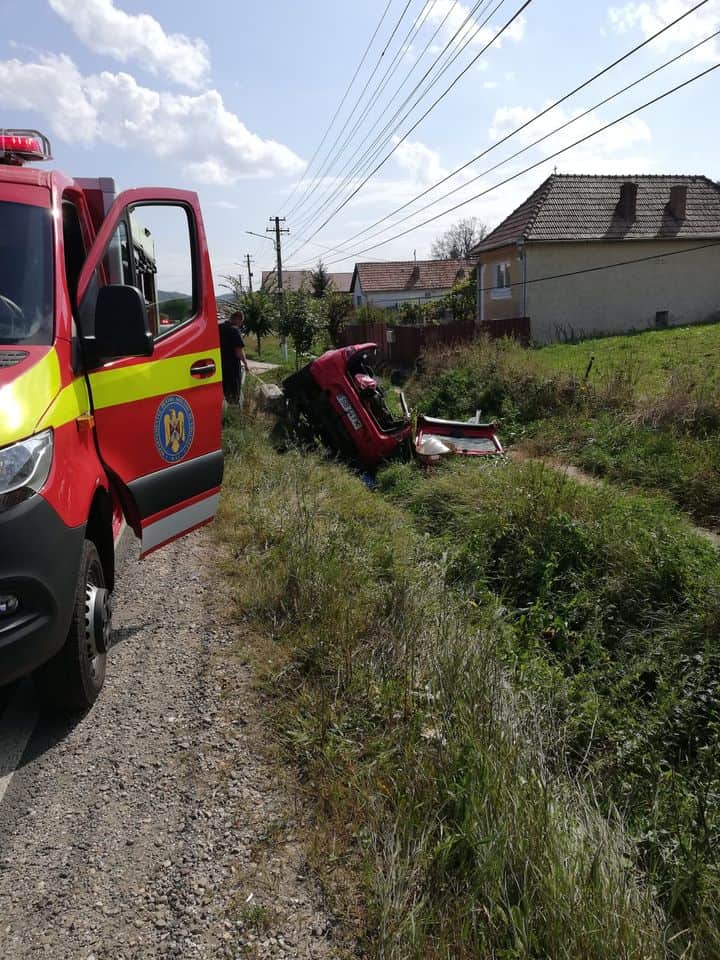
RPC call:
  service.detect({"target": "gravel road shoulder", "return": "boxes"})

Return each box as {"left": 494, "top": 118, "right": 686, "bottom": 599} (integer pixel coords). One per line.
{"left": 0, "top": 529, "right": 345, "bottom": 960}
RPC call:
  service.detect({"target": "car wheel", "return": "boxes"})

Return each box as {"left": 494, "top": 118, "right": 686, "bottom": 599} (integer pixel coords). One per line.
{"left": 35, "top": 540, "right": 110, "bottom": 712}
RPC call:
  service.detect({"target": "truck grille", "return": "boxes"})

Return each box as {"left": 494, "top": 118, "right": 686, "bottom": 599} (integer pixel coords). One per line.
{"left": 0, "top": 350, "right": 29, "bottom": 368}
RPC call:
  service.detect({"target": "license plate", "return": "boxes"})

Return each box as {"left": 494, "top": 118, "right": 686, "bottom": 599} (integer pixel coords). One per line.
{"left": 336, "top": 393, "right": 362, "bottom": 431}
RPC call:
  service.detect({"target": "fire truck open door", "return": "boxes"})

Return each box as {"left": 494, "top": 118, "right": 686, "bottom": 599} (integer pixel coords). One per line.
{"left": 76, "top": 188, "right": 223, "bottom": 557}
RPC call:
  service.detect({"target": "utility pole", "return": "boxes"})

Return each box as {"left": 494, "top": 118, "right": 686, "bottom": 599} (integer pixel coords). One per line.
{"left": 245, "top": 253, "right": 254, "bottom": 293}
{"left": 267, "top": 216, "right": 290, "bottom": 359}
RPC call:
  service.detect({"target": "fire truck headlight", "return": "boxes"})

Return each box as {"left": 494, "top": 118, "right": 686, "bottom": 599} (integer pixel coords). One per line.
{"left": 0, "top": 429, "right": 54, "bottom": 512}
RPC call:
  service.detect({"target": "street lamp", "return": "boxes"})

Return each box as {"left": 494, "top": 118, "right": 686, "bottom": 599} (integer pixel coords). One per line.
{"left": 246, "top": 230, "right": 275, "bottom": 247}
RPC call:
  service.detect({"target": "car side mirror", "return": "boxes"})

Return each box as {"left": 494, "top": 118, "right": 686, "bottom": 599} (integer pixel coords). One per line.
{"left": 83, "top": 285, "right": 154, "bottom": 367}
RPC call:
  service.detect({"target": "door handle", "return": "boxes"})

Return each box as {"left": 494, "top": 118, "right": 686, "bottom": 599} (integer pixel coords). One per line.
{"left": 190, "top": 359, "right": 216, "bottom": 378}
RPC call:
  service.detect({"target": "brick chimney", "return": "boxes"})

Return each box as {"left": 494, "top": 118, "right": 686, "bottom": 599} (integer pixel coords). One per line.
{"left": 669, "top": 184, "right": 688, "bottom": 220}
{"left": 619, "top": 181, "right": 638, "bottom": 222}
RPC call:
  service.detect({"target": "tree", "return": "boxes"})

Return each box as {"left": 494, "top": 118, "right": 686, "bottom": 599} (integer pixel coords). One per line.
{"left": 430, "top": 217, "right": 487, "bottom": 260}
{"left": 218, "top": 272, "right": 245, "bottom": 319}
{"left": 278, "top": 290, "right": 319, "bottom": 369}
{"left": 310, "top": 260, "right": 331, "bottom": 298}
{"left": 241, "top": 291, "right": 276, "bottom": 357}
{"left": 320, "top": 290, "right": 353, "bottom": 346}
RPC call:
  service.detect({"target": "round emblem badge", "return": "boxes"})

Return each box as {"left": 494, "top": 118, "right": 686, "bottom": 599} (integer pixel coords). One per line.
{"left": 154, "top": 395, "right": 194, "bottom": 463}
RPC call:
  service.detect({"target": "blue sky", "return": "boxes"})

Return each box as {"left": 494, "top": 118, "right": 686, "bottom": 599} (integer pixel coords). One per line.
{"left": 2, "top": 0, "right": 719, "bottom": 289}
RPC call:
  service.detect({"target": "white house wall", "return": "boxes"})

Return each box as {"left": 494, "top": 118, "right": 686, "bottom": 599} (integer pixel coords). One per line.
{"left": 525, "top": 240, "right": 720, "bottom": 343}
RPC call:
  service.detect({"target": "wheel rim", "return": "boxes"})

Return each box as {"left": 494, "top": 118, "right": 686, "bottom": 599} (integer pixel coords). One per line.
{"left": 84, "top": 565, "right": 110, "bottom": 683}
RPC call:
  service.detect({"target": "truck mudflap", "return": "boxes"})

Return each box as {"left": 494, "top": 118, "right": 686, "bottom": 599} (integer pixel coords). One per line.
{"left": 0, "top": 495, "right": 84, "bottom": 685}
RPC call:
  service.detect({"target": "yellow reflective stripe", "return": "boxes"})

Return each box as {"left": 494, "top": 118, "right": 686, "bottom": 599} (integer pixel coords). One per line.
{"left": 0, "top": 349, "right": 62, "bottom": 447}
{"left": 88, "top": 348, "right": 222, "bottom": 410}
{"left": 37, "top": 376, "right": 91, "bottom": 431}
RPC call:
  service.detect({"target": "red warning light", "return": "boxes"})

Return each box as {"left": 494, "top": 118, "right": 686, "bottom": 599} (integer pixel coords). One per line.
{"left": 0, "top": 130, "right": 52, "bottom": 165}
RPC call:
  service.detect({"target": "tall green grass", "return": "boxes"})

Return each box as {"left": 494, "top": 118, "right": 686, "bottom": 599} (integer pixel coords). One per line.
{"left": 217, "top": 412, "right": 668, "bottom": 958}
{"left": 409, "top": 335, "right": 720, "bottom": 527}
{"left": 379, "top": 457, "right": 720, "bottom": 956}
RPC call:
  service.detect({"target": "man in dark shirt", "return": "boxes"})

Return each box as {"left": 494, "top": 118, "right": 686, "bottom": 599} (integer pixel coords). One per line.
{"left": 219, "top": 310, "right": 249, "bottom": 404}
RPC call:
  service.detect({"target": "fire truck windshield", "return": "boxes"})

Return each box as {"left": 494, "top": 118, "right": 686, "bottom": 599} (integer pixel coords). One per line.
{"left": 0, "top": 201, "right": 53, "bottom": 346}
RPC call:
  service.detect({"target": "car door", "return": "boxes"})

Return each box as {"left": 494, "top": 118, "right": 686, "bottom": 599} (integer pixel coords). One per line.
{"left": 76, "top": 188, "right": 223, "bottom": 557}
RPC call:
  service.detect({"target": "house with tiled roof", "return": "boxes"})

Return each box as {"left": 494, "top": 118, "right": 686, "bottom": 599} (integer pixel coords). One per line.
{"left": 471, "top": 174, "right": 720, "bottom": 343}
{"left": 350, "top": 259, "right": 474, "bottom": 310}
{"left": 261, "top": 269, "right": 353, "bottom": 293}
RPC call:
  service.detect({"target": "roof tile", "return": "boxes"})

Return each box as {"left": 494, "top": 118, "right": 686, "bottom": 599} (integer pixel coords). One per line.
{"left": 472, "top": 174, "right": 720, "bottom": 253}
{"left": 354, "top": 259, "right": 474, "bottom": 293}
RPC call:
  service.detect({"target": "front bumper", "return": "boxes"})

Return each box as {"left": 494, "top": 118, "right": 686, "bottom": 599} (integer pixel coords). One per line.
{"left": 0, "top": 494, "right": 84, "bottom": 685}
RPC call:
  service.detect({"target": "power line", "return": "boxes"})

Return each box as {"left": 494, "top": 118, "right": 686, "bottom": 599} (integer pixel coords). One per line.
{"left": 290, "top": 0, "right": 496, "bottom": 233}
{"left": 286, "top": 0, "right": 418, "bottom": 221}
{"left": 290, "top": 0, "right": 503, "bottom": 240}
{"left": 279, "top": 240, "right": 720, "bottom": 295}
{"left": 314, "top": 0, "right": 715, "bottom": 260}
{"left": 323, "top": 62, "right": 720, "bottom": 265}
{"left": 289, "top": 0, "right": 447, "bottom": 226}
{"left": 289, "top": 0, "right": 534, "bottom": 260}
{"left": 293, "top": 0, "right": 441, "bottom": 224}
{"left": 360, "top": 241, "right": 720, "bottom": 306}
{"left": 324, "top": 28, "right": 720, "bottom": 260}
{"left": 286, "top": 235, "right": 386, "bottom": 262}
{"left": 380, "top": 0, "right": 417, "bottom": 56}
{"left": 502, "top": 240, "right": 720, "bottom": 292}
{"left": 282, "top": 0, "right": 395, "bottom": 216}
{"left": 289, "top": 0, "right": 444, "bottom": 232}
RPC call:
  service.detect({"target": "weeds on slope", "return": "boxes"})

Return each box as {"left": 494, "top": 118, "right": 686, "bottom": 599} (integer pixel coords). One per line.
{"left": 409, "top": 336, "right": 720, "bottom": 526}
{"left": 380, "top": 456, "right": 720, "bottom": 956}
{"left": 217, "top": 412, "right": 665, "bottom": 959}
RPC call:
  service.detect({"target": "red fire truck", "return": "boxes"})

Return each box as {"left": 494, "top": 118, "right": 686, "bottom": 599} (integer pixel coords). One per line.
{"left": 0, "top": 130, "right": 224, "bottom": 710}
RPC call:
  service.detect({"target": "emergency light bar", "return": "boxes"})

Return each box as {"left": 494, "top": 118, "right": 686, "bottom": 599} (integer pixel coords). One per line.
{"left": 0, "top": 129, "right": 52, "bottom": 165}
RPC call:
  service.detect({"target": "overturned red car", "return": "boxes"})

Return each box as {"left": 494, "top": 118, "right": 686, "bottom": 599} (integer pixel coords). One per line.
{"left": 283, "top": 343, "right": 413, "bottom": 469}
{"left": 282, "top": 343, "right": 503, "bottom": 471}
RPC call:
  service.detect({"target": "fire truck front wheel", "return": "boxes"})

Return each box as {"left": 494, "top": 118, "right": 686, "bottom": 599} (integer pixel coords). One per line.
{"left": 35, "top": 540, "right": 109, "bottom": 711}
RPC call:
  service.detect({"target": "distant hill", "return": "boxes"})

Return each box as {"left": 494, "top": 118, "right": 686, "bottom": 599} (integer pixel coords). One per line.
{"left": 159, "top": 290, "right": 235, "bottom": 313}
{"left": 158, "top": 290, "right": 188, "bottom": 303}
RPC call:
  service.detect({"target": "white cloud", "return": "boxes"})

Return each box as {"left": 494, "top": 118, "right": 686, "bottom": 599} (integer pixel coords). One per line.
{"left": 608, "top": 0, "right": 720, "bottom": 61}
{"left": 488, "top": 102, "right": 652, "bottom": 165}
{"left": 484, "top": 80, "right": 500, "bottom": 89}
{"left": 48, "top": 0, "right": 210, "bottom": 88}
{"left": 424, "top": 0, "right": 527, "bottom": 51}
{"left": 393, "top": 137, "right": 449, "bottom": 184}
{"left": 0, "top": 53, "right": 303, "bottom": 183}
{"left": 0, "top": 54, "right": 98, "bottom": 140}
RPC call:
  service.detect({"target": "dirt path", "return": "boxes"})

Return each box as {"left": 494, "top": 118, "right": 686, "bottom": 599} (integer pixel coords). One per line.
{"left": 0, "top": 531, "right": 341, "bottom": 960}
{"left": 508, "top": 448, "right": 720, "bottom": 548}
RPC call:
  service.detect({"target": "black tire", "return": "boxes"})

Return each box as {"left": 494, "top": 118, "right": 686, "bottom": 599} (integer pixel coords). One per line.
{"left": 34, "top": 540, "right": 108, "bottom": 712}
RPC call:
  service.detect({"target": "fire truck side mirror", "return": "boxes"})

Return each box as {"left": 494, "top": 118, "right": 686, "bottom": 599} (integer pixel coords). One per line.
{"left": 83, "top": 284, "right": 154, "bottom": 367}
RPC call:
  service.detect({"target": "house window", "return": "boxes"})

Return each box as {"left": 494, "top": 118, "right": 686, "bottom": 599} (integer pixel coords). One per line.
{"left": 496, "top": 263, "right": 510, "bottom": 288}
{"left": 491, "top": 262, "right": 512, "bottom": 300}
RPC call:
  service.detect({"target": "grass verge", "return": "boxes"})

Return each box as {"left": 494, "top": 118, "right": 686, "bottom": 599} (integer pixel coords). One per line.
{"left": 408, "top": 332, "right": 720, "bottom": 528}
{"left": 216, "top": 409, "right": 675, "bottom": 959}
{"left": 379, "top": 456, "right": 720, "bottom": 957}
